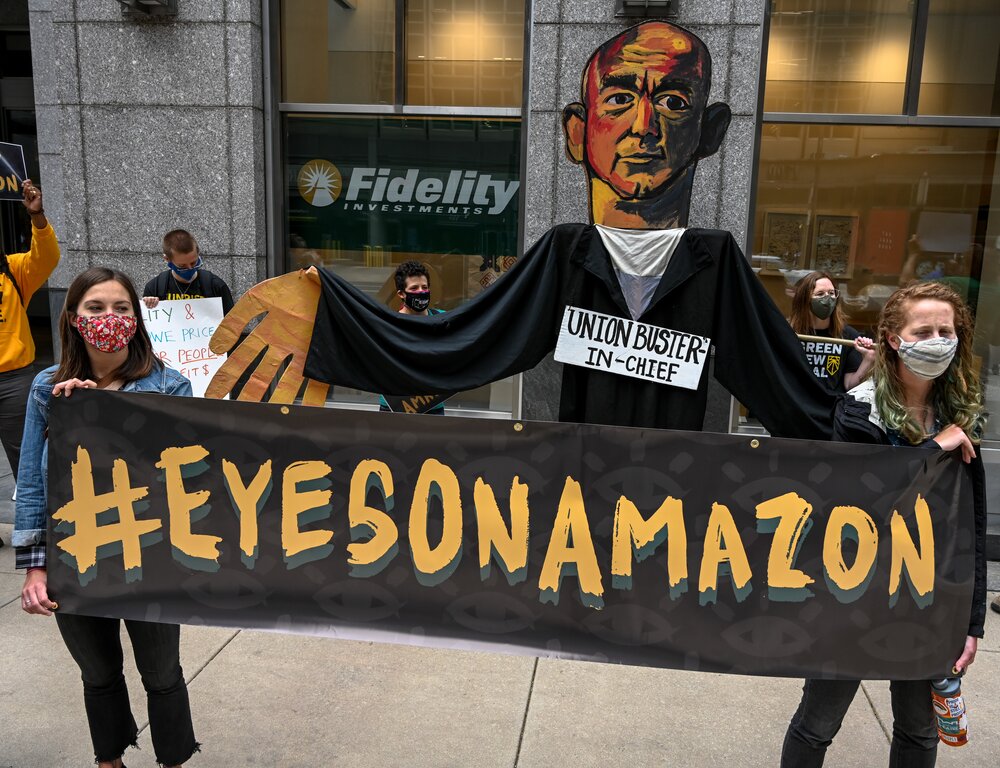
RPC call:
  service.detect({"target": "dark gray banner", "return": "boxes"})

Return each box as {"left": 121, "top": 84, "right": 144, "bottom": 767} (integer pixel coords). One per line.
{"left": 46, "top": 391, "right": 975, "bottom": 679}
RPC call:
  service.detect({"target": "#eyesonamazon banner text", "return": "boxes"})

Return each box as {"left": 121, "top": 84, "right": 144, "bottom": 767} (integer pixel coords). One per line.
{"left": 46, "top": 391, "right": 974, "bottom": 679}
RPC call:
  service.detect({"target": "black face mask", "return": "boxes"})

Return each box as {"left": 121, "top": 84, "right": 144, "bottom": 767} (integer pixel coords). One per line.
{"left": 810, "top": 295, "right": 836, "bottom": 320}
{"left": 403, "top": 291, "right": 430, "bottom": 312}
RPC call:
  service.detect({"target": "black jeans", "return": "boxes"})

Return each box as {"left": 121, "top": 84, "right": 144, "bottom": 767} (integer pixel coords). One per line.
{"left": 0, "top": 364, "right": 35, "bottom": 479}
{"left": 56, "top": 613, "right": 198, "bottom": 765}
{"left": 781, "top": 679, "right": 938, "bottom": 768}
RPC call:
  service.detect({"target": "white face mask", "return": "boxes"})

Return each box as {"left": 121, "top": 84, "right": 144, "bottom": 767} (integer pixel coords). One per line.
{"left": 897, "top": 337, "right": 958, "bottom": 380}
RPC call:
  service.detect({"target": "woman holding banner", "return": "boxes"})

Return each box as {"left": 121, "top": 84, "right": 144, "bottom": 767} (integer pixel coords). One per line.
{"left": 781, "top": 281, "right": 987, "bottom": 767}
{"left": 13, "top": 267, "right": 198, "bottom": 768}
{"left": 788, "top": 271, "right": 875, "bottom": 392}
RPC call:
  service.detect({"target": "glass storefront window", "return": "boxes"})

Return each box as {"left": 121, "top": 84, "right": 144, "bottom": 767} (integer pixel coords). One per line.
{"left": 281, "top": 0, "right": 395, "bottom": 105}
{"left": 764, "top": 0, "right": 914, "bottom": 114}
{"left": 284, "top": 113, "right": 522, "bottom": 414}
{"left": 919, "top": 0, "right": 1000, "bottom": 116}
{"left": 280, "top": 0, "right": 525, "bottom": 108}
{"left": 278, "top": 2, "right": 527, "bottom": 415}
{"left": 406, "top": 0, "right": 525, "bottom": 108}
{"left": 749, "top": 123, "right": 1000, "bottom": 438}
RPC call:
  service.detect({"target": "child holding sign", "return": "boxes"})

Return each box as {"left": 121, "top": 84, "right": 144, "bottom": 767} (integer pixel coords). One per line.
{"left": 142, "top": 229, "right": 233, "bottom": 314}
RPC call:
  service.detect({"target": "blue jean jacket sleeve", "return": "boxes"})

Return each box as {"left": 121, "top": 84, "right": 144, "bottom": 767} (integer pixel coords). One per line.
{"left": 11, "top": 378, "right": 50, "bottom": 548}
{"left": 166, "top": 375, "right": 193, "bottom": 397}
{"left": 12, "top": 364, "right": 191, "bottom": 560}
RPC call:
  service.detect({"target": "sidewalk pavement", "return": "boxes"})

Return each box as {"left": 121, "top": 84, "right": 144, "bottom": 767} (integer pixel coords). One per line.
{"left": 2, "top": 526, "right": 997, "bottom": 768}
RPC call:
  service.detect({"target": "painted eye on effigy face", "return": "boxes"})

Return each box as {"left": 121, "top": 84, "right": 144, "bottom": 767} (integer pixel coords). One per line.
{"left": 657, "top": 93, "right": 691, "bottom": 112}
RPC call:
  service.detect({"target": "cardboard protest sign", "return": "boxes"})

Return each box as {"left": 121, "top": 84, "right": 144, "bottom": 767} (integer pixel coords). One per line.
{"left": 0, "top": 142, "right": 27, "bottom": 201}
{"left": 143, "top": 298, "right": 225, "bottom": 397}
{"left": 383, "top": 392, "right": 453, "bottom": 414}
{"left": 555, "top": 306, "right": 711, "bottom": 390}
{"left": 47, "top": 391, "right": 975, "bottom": 680}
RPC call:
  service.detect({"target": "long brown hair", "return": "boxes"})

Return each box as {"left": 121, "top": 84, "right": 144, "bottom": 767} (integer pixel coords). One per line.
{"left": 52, "top": 267, "right": 160, "bottom": 384}
{"left": 789, "top": 271, "right": 846, "bottom": 337}
{"left": 873, "top": 281, "right": 984, "bottom": 444}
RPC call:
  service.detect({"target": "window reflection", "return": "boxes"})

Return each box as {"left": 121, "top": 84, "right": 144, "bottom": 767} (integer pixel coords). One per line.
{"left": 282, "top": 0, "right": 395, "bottom": 105}
{"left": 280, "top": 0, "right": 525, "bottom": 108}
{"left": 751, "top": 124, "right": 1000, "bottom": 439}
{"left": 406, "top": 0, "right": 525, "bottom": 108}
{"left": 919, "top": 0, "right": 1000, "bottom": 116}
{"left": 765, "top": 0, "right": 913, "bottom": 114}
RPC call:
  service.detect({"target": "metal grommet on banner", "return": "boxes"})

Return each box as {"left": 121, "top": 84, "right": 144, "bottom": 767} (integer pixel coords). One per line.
{"left": 750, "top": 439, "right": 760, "bottom": 448}
{"left": 513, "top": 422, "right": 523, "bottom": 432}
{"left": 280, "top": 406, "right": 290, "bottom": 415}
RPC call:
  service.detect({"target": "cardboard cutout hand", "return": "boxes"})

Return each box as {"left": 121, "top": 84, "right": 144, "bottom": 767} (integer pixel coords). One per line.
{"left": 206, "top": 268, "right": 330, "bottom": 405}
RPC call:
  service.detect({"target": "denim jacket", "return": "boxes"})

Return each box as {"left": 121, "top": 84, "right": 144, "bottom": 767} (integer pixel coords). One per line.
{"left": 12, "top": 363, "right": 192, "bottom": 566}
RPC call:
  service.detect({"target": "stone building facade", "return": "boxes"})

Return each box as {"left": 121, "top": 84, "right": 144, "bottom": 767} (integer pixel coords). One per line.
{"left": 27, "top": 0, "right": 268, "bottom": 333}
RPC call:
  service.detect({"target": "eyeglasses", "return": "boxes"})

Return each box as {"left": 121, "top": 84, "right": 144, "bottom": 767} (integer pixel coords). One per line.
{"left": 812, "top": 291, "right": 839, "bottom": 299}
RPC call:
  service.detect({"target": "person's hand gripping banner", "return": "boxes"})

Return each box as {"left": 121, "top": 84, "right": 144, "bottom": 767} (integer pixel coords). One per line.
{"left": 205, "top": 267, "right": 330, "bottom": 405}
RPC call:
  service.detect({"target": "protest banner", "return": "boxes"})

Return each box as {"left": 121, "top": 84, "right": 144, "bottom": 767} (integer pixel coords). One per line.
{"left": 46, "top": 391, "right": 975, "bottom": 680}
{"left": 0, "top": 141, "right": 27, "bottom": 200}
{"left": 142, "top": 298, "right": 225, "bottom": 397}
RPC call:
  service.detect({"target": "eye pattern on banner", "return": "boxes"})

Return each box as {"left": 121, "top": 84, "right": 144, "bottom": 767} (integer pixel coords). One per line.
{"left": 298, "top": 159, "right": 342, "bottom": 207}
{"left": 45, "top": 391, "right": 976, "bottom": 680}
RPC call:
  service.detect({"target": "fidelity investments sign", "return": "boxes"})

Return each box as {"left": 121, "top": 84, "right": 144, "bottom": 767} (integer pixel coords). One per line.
{"left": 298, "top": 159, "right": 519, "bottom": 217}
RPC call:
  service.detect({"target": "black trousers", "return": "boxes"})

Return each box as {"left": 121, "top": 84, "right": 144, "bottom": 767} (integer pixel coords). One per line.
{"left": 782, "top": 678, "right": 938, "bottom": 767}
{"left": 55, "top": 613, "right": 198, "bottom": 765}
{"left": 0, "top": 364, "right": 35, "bottom": 479}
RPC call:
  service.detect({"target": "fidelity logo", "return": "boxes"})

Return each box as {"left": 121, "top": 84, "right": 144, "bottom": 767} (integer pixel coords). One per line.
{"left": 297, "top": 159, "right": 519, "bottom": 216}
{"left": 297, "top": 159, "right": 342, "bottom": 207}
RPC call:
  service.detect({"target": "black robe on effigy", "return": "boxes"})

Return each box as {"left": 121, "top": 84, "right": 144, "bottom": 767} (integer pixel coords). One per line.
{"left": 304, "top": 224, "right": 836, "bottom": 440}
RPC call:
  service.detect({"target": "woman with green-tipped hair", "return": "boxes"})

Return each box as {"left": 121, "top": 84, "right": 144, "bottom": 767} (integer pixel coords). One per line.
{"left": 781, "top": 280, "right": 987, "bottom": 767}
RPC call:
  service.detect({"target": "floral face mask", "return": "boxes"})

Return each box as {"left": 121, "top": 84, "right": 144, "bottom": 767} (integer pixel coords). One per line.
{"left": 75, "top": 313, "right": 138, "bottom": 353}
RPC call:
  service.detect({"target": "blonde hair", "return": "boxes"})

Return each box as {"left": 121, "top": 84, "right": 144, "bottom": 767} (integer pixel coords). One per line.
{"left": 873, "top": 282, "right": 985, "bottom": 445}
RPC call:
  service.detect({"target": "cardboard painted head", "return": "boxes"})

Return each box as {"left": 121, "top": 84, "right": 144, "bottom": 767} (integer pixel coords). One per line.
{"left": 563, "top": 21, "right": 731, "bottom": 226}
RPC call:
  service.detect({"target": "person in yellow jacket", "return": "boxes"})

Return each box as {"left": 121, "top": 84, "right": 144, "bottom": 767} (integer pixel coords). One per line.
{"left": 0, "top": 179, "right": 59, "bottom": 547}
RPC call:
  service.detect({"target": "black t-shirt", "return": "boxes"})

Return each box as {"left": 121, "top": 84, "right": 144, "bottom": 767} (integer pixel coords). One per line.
{"left": 143, "top": 268, "right": 235, "bottom": 314}
{"left": 799, "top": 325, "right": 862, "bottom": 392}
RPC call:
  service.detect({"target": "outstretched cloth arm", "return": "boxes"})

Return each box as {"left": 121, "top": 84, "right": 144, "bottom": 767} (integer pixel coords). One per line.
{"left": 303, "top": 226, "right": 577, "bottom": 396}
{"left": 711, "top": 232, "right": 837, "bottom": 441}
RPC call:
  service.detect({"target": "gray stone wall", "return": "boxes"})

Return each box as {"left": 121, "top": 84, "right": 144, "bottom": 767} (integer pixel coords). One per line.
{"left": 28, "top": 0, "right": 266, "bottom": 341}
{"left": 521, "top": 0, "right": 767, "bottom": 424}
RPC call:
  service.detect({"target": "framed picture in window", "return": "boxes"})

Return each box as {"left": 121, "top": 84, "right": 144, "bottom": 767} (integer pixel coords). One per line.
{"left": 759, "top": 209, "right": 811, "bottom": 273}
{"left": 812, "top": 213, "right": 859, "bottom": 279}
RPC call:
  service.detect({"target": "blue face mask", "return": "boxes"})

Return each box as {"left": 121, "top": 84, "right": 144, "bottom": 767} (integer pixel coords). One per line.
{"left": 168, "top": 256, "right": 202, "bottom": 282}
